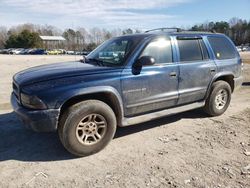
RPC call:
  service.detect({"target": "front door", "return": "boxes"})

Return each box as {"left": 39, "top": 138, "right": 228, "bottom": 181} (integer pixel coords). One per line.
{"left": 121, "top": 37, "right": 179, "bottom": 116}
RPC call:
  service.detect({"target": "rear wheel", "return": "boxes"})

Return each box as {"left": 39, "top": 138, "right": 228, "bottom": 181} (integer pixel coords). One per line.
{"left": 204, "top": 81, "right": 231, "bottom": 116}
{"left": 59, "top": 100, "right": 116, "bottom": 156}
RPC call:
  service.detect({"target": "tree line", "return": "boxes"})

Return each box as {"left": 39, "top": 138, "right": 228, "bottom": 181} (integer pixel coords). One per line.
{"left": 0, "top": 17, "right": 249, "bottom": 51}
{"left": 191, "top": 17, "right": 250, "bottom": 46}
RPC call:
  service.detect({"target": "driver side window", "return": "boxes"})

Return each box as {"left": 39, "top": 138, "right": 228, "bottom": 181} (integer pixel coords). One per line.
{"left": 141, "top": 38, "right": 173, "bottom": 64}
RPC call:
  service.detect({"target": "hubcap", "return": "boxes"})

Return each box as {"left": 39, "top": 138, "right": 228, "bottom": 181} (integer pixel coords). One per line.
{"left": 215, "top": 89, "right": 228, "bottom": 110}
{"left": 76, "top": 114, "right": 107, "bottom": 145}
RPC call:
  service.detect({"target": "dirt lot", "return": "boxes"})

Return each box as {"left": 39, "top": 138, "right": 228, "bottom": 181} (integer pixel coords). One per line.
{"left": 0, "top": 53, "right": 249, "bottom": 188}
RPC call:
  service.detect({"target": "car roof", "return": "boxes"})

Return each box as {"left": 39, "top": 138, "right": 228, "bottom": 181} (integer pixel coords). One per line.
{"left": 121, "top": 31, "right": 225, "bottom": 39}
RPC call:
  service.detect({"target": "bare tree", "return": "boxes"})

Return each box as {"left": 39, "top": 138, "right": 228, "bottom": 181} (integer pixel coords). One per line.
{"left": 1, "top": 17, "right": 250, "bottom": 50}
{"left": 0, "top": 26, "right": 8, "bottom": 48}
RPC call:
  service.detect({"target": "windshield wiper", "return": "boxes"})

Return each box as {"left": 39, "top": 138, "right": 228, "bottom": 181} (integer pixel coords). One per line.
{"left": 86, "top": 58, "right": 105, "bottom": 66}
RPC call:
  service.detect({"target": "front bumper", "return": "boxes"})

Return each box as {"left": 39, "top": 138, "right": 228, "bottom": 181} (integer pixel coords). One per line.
{"left": 11, "top": 93, "right": 60, "bottom": 132}
{"left": 234, "top": 76, "right": 243, "bottom": 91}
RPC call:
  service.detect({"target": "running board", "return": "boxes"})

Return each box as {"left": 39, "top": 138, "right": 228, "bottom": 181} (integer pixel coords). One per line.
{"left": 121, "top": 101, "right": 205, "bottom": 126}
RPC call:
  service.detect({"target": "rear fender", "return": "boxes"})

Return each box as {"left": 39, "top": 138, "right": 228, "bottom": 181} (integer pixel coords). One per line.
{"left": 205, "top": 72, "right": 234, "bottom": 99}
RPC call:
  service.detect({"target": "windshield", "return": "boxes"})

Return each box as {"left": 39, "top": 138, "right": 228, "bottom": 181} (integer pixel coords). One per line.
{"left": 86, "top": 36, "right": 142, "bottom": 66}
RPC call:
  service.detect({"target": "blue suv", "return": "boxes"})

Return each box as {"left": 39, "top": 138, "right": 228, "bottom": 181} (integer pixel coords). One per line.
{"left": 11, "top": 29, "right": 243, "bottom": 156}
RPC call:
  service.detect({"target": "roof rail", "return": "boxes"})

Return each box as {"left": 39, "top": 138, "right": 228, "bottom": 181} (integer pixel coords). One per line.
{"left": 145, "top": 28, "right": 182, "bottom": 33}
{"left": 180, "top": 30, "right": 214, "bottom": 34}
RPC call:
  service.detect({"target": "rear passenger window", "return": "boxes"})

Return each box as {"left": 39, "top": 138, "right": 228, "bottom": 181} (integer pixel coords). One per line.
{"left": 141, "top": 38, "right": 172, "bottom": 64}
{"left": 208, "top": 36, "right": 236, "bottom": 60}
{"left": 177, "top": 39, "right": 203, "bottom": 62}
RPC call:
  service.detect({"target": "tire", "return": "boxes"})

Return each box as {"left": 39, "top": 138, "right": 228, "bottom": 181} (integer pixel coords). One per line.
{"left": 58, "top": 100, "right": 117, "bottom": 156}
{"left": 204, "top": 81, "right": 231, "bottom": 116}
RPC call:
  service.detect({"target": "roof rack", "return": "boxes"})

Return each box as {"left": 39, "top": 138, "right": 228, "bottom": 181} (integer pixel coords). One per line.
{"left": 179, "top": 30, "right": 214, "bottom": 34}
{"left": 145, "top": 28, "right": 215, "bottom": 34}
{"left": 145, "top": 28, "right": 182, "bottom": 33}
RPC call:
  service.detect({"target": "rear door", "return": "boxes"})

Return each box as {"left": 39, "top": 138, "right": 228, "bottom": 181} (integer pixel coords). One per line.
{"left": 176, "top": 36, "right": 216, "bottom": 105}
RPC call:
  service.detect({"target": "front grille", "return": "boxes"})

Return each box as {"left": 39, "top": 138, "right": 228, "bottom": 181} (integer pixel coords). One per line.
{"left": 12, "top": 82, "right": 20, "bottom": 103}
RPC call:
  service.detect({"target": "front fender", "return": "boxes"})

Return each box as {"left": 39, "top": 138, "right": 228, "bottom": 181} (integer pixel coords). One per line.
{"left": 55, "top": 85, "right": 124, "bottom": 116}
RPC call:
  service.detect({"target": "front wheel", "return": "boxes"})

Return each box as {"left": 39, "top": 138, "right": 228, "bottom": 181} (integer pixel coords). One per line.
{"left": 58, "top": 100, "right": 117, "bottom": 156}
{"left": 204, "top": 81, "right": 231, "bottom": 116}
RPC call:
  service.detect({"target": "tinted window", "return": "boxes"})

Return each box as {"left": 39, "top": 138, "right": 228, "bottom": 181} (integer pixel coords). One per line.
{"left": 178, "top": 39, "right": 203, "bottom": 62}
{"left": 141, "top": 38, "right": 172, "bottom": 64}
{"left": 199, "top": 39, "right": 209, "bottom": 60}
{"left": 208, "top": 36, "right": 236, "bottom": 59}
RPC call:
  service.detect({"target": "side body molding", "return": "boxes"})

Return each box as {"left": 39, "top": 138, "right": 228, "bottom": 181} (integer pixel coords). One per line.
{"left": 121, "top": 101, "right": 205, "bottom": 126}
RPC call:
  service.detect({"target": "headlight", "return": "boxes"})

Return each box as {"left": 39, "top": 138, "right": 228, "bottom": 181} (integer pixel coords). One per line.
{"left": 21, "top": 93, "right": 47, "bottom": 109}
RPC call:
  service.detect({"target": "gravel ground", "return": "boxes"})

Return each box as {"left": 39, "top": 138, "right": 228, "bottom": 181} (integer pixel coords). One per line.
{"left": 0, "top": 53, "right": 249, "bottom": 188}
{"left": 0, "top": 55, "right": 80, "bottom": 110}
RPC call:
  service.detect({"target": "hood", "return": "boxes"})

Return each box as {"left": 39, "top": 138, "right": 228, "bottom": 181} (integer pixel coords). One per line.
{"left": 14, "top": 61, "right": 119, "bottom": 86}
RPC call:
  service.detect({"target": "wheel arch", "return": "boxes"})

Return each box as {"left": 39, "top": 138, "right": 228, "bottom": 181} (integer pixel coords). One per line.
{"left": 57, "top": 87, "right": 124, "bottom": 128}
{"left": 206, "top": 73, "right": 235, "bottom": 99}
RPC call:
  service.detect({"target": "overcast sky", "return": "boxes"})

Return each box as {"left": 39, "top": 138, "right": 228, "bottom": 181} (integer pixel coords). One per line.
{"left": 0, "top": 0, "right": 249, "bottom": 30}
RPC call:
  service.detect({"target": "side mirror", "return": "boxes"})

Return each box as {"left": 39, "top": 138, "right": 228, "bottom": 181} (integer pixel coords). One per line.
{"left": 138, "top": 56, "right": 155, "bottom": 66}
{"left": 132, "top": 56, "right": 155, "bottom": 75}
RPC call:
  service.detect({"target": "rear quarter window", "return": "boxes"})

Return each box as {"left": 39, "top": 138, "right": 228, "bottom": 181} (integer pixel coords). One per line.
{"left": 208, "top": 36, "right": 237, "bottom": 60}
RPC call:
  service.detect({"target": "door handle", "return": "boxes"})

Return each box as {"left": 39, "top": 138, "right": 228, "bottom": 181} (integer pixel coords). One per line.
{"left": 169, "top": 72, "right": 177, "bottom": 77}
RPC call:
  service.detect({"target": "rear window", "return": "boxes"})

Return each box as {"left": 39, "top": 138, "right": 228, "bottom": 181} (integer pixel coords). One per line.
{"left": 177, "top": 39, "right": 203, "bottom": 62}
{"left": 208, "top": 36, "right": 236, "bottom": 60}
